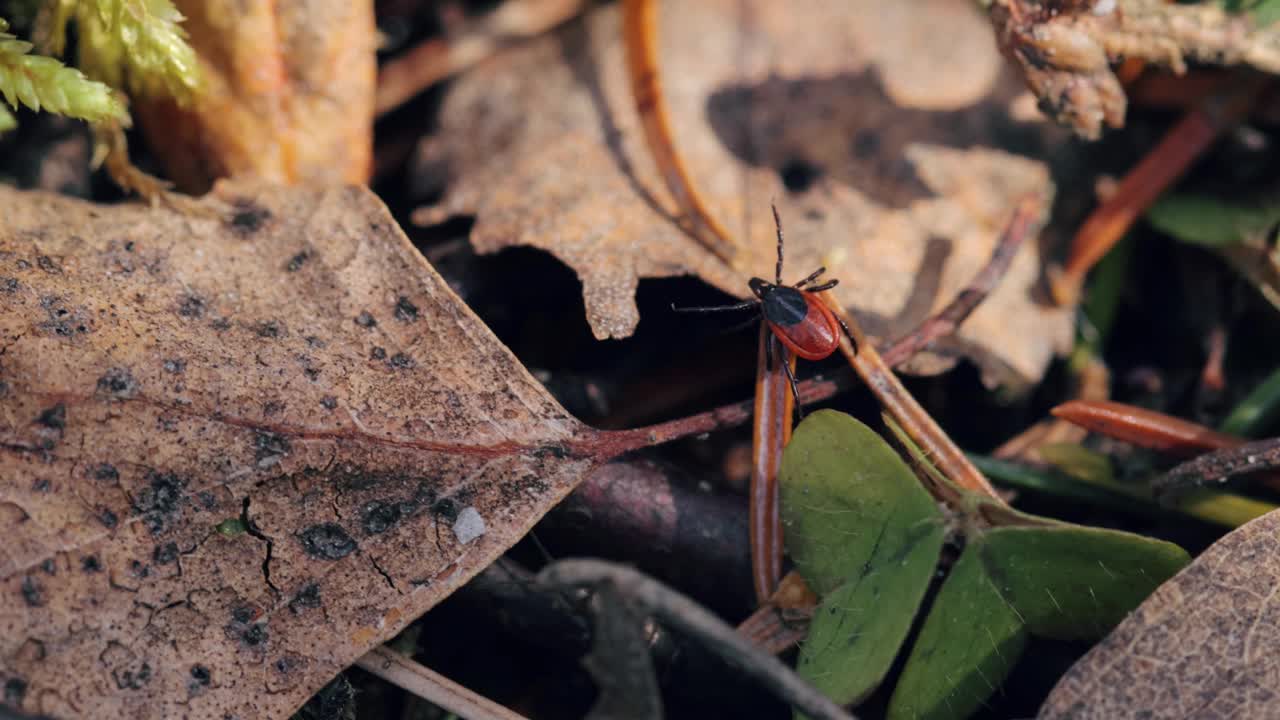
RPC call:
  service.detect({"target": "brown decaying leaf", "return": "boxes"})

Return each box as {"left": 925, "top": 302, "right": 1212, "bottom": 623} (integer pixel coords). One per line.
{"left": 1039, "top": 508, "right": 1280, "bottom": 719}
{"left": 412, "top": 0, "right": 1075, "bottom": 388}
{"left": 133, "top": 0, "right": 377, "bottom": 194}
{"left": 0, "top": 183, "right": 603, "bottom": 719}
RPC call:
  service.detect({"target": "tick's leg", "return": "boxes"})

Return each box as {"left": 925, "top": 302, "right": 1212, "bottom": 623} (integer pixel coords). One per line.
{"left": 671, "top": 300, "right": 759, "bottom": 313}
{"left": 795, "top": 266, "right": 827, "bottom": 288}
{"left": 804, "top": 279, "right": 839, "bottom": 293}
{"left": 774, "top": 335, "right": 804, "bottom": 422}
{"left": 770, "top": 203, "right": 785, "bottom": 284}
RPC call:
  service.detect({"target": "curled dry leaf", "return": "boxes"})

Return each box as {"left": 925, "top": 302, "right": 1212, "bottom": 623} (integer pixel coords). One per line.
{"left": 1038, "top": 508, "right": 1280, "bottom": 719}
{"left": 133, "top": 0, "right": 377, "bottom": 193}
{"left": 0, "top": 183, "right": 603, "bottom": 718}
{"left": 412, "top": 0, "right": 1076, "bottom": 388}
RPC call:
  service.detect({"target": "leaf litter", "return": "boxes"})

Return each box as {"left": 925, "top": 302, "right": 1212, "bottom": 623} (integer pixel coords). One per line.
{"left": 412, "top": 0, "right": 1081, "bottom": 388}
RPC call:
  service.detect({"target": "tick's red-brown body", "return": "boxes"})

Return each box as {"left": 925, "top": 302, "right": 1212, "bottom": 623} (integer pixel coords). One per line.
{"left": 749, "top": 278, "right": 840, "bottom": 361}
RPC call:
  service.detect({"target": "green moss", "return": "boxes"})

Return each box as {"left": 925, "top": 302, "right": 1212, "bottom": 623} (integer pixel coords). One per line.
{"left": 0, "top": 16, "right": 126, "bottom": 123}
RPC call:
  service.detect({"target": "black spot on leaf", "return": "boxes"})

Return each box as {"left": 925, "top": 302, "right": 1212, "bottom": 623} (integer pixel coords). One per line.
{"left": 152, "top": 542, "right": 178, "bottom": 565}
{"left": 229, "top": 200, "right": 271, "bottom": 235}
{"left": 361, "top": 501, "right": 402, "bottom": 535}
{"left": 4, "top": 677, "right": 27, "bottom": 705}
{"left": 285, "top": 251, "right": 312, "bottom": 272}
{"left": 98, "top": 507, "right": 119, "bottom": 529}
{"left": 177, "top": 293, "right": 206, "bottom": 319}
{"left": 394, "top": 296, "right": 419, "bottom": 322}
{"left": 20, "top": 576, "right": 44, "bottom": 607}
{"left": 114, "top": 662, "right": 152, "bottom": 690}
{"left": 288, "top": 582, "right": 321, "bottom": 613}
{"left": 96, "top": 367, "right": 138, "bottom": 399}
{"left": 298, "top": 523, "right": 357, "bottom": 560}
{"left": 255, "top": 320, "right": 283, "bottom": 339}
{"left": 36, "top": 403, "right": 65, "bottom": 430}
{"left": 132, "top": 471, "right": 186, "bottom": 534}
{"left": 242, "top": 623, "right": 268, "bottom": 647}
{"left": 432, "top": 498, "right": 459, "bottom": 522}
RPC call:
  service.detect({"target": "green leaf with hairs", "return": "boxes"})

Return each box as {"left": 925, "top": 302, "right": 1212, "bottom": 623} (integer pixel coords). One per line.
{"left": 781, "top": 410, "right": 946, "bottom": 709}
{"left": 979, "top": 525, "right": 1189, "bottom": 640}
{"left": 888, "top": 545, "right": 1028, "bottom": 720}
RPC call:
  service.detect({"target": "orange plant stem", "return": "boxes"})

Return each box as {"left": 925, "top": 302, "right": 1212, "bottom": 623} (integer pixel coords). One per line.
{"left": 622, "top": 0, "right": 737, "bottom": 264}
{"left": 750, "top": 324, "right": 794, "bottom": 603}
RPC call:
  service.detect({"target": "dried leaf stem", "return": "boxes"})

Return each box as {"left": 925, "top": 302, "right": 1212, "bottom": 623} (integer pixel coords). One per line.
{"left": 622, "top": 0, "right": 737, "bottom": 264}
{"left": 538, "top": 559, "right": 857, "bottom": 720}
{"left": 356, "top": 646, "right": 531, "bottom": 720}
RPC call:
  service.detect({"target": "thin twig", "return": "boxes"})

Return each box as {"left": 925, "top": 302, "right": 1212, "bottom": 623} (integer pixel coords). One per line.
{"left": 356, "top": 646, "right": 531, "bottom": 720}
{"left": 880, "top": 195, "right": 1042, "bottom": 368}
{"left": 539, "top": 559, "right": 857, "bottom": 720}
{"left": 1154, "top": 437, "right": 1280, "bottom": 496}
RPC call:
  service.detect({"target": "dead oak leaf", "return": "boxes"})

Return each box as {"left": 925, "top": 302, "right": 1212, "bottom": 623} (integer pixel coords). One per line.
{"left": 0, "top": 182, "right": 605, "bottom": 719}
{"left": 412, "top": 0, "right": 1075, "bottom": 387}
{"left": 1039, "top": 508, "right": 1280, "bottom": 719}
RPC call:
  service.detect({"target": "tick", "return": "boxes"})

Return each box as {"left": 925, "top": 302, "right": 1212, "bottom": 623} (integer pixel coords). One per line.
{"left": 677, "top": 205, "right": 842, "bottom": 407}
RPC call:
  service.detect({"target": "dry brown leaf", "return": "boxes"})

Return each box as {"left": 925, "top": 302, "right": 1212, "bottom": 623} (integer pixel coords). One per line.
{"left": 1038, "top": 508, "right": 1280, "bottom": 719}
{"left": 134, "top": 0, "right": 377, "bottom": 193}
{"left": 412, "top": 0, "right": 1076, "bottom": 388}
{"left": 0, "top": 182, "right": 607, "bottom": 718}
